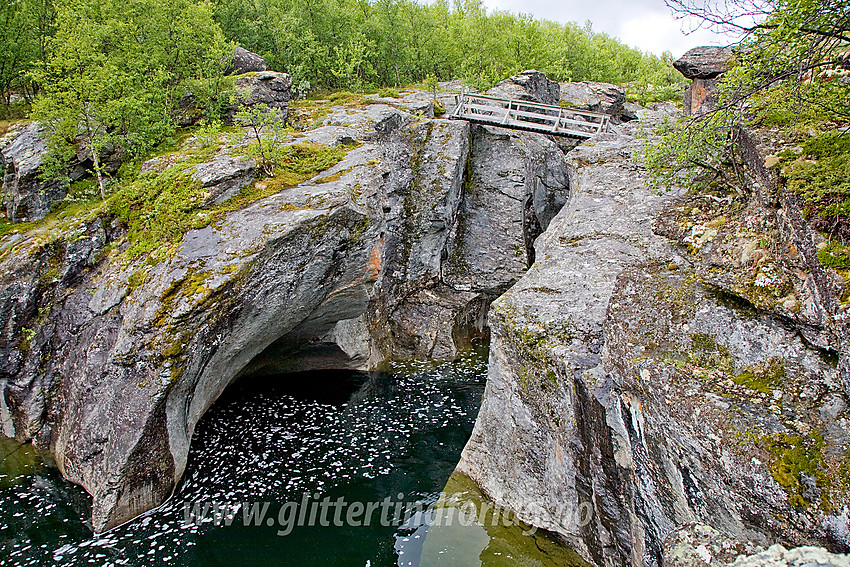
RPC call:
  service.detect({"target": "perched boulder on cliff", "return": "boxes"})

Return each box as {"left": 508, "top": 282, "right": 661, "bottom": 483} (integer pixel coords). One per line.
{"left": 488, "top": 69, "right": 561, "bottom": 105}
{"left": 0, "top": 122, "right": 69, "bottom": 222}
{"left": 559, "top": 81, "right": 631, "bottom": 122}
{"left": 675, "top": 45, "right": 735, "bottom": 115}
{"left": 674, "top": 45, "right": 735, "bottom": 79}
{"left": 224, "top": 46, "right": 268, "bottom": 75}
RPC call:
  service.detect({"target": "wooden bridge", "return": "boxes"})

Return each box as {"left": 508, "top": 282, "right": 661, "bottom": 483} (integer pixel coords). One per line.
{"left": 449, "top": 93, "right": 609, "bottom": 138}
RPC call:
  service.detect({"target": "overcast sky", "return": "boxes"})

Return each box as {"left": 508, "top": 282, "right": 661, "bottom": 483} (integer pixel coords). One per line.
{"left": 480, "top": 0, "right": 741, "bottom": 58}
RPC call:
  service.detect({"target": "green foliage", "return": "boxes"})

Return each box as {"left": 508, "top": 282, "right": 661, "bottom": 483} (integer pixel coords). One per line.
{"left": 627, "top": 83, "right": 685, "bottom": 106}
{"left": 643, "top": 109, "right": 739, "bottom": 191}
{"left": 817, "top": 241, "right": 850, "bottom": 269}
{"left": 0, "top": 0, "right": 55, "bottom": 109}
{"left": 325, "top": 91, "right": 365, "bottom": 105}
{"left": 107, "top": 165, "right": 210, "bottom": 262}
{"left": 646, "top": 0, "right": 849, "bottom": 210}
{"left": 777, "top": 130, "right": 850, "bottom": 237}
{"left": 209, "top": 0, "right": 678, "bottom": 93}
{"left": 232, "top": 93, "right": 289, "bottom": 176}
{"left": 193, "top": 120, "right": 226, "bottom": 151}
{"left": 30, "top": 0, "right": 230, "bottom": 194}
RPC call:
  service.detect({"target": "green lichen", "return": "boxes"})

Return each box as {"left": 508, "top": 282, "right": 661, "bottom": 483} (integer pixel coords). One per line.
{"left": 127, "top": 269, "right": 148, "bottom": 291}
{"left": 495, "top": 304, "right": 571, "bottom": 396}
{"left": 38, "top": 268, "right": 61, "bottom": 287}
{"left": 687, "top": 332, "right": 734, "bottom": 374}
{"left": 764, "top": 432, "right": 826, "bottom": 509}
{"left": 19, "top": 327, "right": 36, "bottom": 353}
{"left": 733, "top": 357, "right": 785, "bottom": 394}
{"left": 154, "top": 267, "right": 212, "bottom": 327}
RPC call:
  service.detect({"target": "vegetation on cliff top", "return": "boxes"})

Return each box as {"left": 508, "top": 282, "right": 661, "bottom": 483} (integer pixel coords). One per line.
{"left": 2, "top": 0, "right": 679, "bottom": 121}
{"left": 645, "top": 0, "right": 849, "bottom": 247}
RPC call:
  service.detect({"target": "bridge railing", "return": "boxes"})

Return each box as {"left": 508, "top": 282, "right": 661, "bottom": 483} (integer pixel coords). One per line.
{"left": 449, "top": 93, "right": 609, "bottom": 139}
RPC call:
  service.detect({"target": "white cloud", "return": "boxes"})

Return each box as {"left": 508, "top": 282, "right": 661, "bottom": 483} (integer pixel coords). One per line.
{"left": 479, "top": 0, "right": 739, "bottom": 57}
{"left": 618, "top": 12, "right": 730, "bottom": 57}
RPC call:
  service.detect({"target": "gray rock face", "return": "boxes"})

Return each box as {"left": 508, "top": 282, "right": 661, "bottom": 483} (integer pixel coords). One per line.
{"left": 225, "top": 46, "right": 268, "bottom": 75}
{"left": 674, "top": 46, "right": 735, "bottom": 79}
{"left": 1, "top": 122, "right": 68, "bottom": 222}
{"left": 488, "top": 69, "right": 561, "bottom": 105}
{"left": 560, "top": 81, "right": 630, "bottom": 122}
{"left": 443, "top": 124, "right": 569, "bottom": 293}
{"left": 731, "top": 545, "right": 850, "bottom": 567}
{"left": 457, "top": 107, "right": 850, "bottom": 565}
{"left": 189, "top": 156, "right": 256, "bottom": 207}
{"left": 0, "top": 85, "right": 572, "bottom": 532}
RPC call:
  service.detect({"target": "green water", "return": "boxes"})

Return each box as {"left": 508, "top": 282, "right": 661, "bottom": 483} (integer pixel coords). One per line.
{"left": 0, "top": 348, "right": 585, "bottom": 566}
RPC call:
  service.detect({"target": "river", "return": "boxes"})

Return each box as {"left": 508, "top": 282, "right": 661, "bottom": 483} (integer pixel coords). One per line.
{"left": 1, "top": 347, "right": 586, "bottom": 566}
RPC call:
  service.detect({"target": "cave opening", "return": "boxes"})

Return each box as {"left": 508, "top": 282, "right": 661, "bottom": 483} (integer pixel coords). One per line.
{"left": 168, "top": 345, "right": 491, "bottom": 566}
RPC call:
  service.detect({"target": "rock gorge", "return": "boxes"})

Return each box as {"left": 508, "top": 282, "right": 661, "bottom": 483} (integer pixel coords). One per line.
{"left": 1, "top": 62, "right": 849, "bottom": 566}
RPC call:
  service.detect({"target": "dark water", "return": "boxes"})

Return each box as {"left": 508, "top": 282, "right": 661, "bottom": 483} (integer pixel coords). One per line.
{"left": 0, "top": 349, "right": 490, "bottom": 566}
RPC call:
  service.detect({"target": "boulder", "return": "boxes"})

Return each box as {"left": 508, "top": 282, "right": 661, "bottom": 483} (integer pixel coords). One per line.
{"left": 559, "top": 81, "right": 631, "bottom": 122}
{"left": 73, "top": 140, "right": 127, "bottom": 178}
{"left": 226, "top": 71, "right": 293, "bottom": 125}
{"left": 1, "top": 122, "right": 68, "bottom": 222}
{"left": 189, "top": 156, "right": 256, "bottom": 207}
{"left": 488, "top": 69, "right": 561, "bottom": 105}
{"left": 675, "top": 46, "right": 735, "bottom": 116}
{"left": 224, "top": 46, "right": 268, "bottom": 75}
{"left": 674, "top": 45, "right": 735, "bottom": 80}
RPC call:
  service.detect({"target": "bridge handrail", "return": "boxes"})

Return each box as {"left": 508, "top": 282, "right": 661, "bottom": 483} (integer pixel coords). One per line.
{"left": 450, "top": 92, "right": 610, "bottom": 138}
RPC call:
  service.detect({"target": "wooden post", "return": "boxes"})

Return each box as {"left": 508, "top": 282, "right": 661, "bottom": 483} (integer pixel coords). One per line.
{"left": 502, "top": 100, "right": 513, "bottom": 125}
{"left": 553, "top": 107, "right": 563, "bottom": 133}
